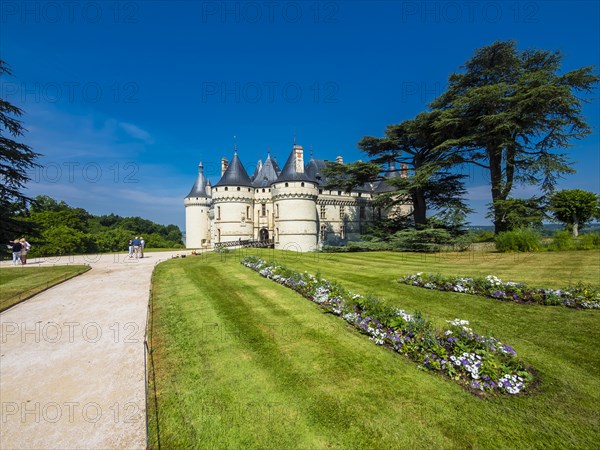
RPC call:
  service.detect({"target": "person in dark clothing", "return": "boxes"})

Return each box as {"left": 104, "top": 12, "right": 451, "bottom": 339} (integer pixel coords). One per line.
{"left": 10, "top": 240, "right": 23, "bottom": 265}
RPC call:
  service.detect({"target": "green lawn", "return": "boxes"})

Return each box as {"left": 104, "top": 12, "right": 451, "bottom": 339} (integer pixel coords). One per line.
{"left": 148, "top": 249, "right": 600, "bottom": 449}
{"left": 0, "top": 265, "right": 90, "bottom": 312}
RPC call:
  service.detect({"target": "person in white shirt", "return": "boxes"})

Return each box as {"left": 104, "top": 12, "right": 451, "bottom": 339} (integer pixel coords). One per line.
{"left": 19, "top": 238, "right": 31, "bottom": 265}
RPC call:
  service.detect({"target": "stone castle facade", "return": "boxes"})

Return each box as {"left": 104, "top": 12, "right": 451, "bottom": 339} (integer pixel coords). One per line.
{"left": 184, "top": 143, "right": 411, "bottom": 252}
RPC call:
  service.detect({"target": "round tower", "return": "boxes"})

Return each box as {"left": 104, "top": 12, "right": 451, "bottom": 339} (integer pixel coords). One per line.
{"left": 272, "top": 144, "right": 318, "bottom": 252}
{"left": 212, "top": 152, "right": 254, "bottom": 243}
{"left": 184, "top": 162, "right": 212, "bottom": 248}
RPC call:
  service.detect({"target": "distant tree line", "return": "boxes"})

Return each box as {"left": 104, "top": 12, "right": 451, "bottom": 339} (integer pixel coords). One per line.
{"left": 5, "top": 195, "right": 184, "bottom": 257}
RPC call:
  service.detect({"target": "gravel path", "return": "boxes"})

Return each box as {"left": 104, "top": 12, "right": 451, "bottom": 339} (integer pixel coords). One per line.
{"left": 0, "top": 251, "right": 181, "bottom": 449}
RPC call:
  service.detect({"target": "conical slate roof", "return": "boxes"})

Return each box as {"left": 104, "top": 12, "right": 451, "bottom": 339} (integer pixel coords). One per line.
{"left": 250, "top": 159, "right": 262, "bottom": 181}
{"left": 185, "top": 162, "right": 210, "bottom": 198}
{"left": 214, "top": 152, "right": 253, "bottom": 187}
{"left": 252, "top": 154, "right": 281, "bottom": 187}
{"left": 305, "top": 157, "right": 328, "bottom": 186}
{"left": 274, "top": 148, "right": 312, "bottom": 183}
{"left": 374, "top": 159, "right": 401, "bottom": 193}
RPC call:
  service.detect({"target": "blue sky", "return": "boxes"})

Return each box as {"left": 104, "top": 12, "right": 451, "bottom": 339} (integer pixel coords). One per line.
{"left": 1, "top": 0, "right": 599, "bottom": 230}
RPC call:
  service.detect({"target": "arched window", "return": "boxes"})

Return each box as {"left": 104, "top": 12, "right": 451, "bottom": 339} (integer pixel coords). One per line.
{"left": 237, "top": 187, "right": 241, "bottom": 191}
{"left": 285, "top": 183, "right": 289, "bottom": 187}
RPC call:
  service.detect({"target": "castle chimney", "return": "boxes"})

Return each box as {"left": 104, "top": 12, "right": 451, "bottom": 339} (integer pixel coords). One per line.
{"left": 221, "top": 157, "right": 229, "bottom": 176}
{"left": 336, "top": 155, "right": 343, "bottom": 164}
{"left": 293, "top": 144, "right": 304, "bottom": 173}
{"left": 401, "top": 163, "right": 409, "bottom": 178}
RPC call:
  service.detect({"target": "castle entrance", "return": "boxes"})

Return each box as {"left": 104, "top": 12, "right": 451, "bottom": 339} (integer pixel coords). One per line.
{"left": 259, "top": 228, "right": 269, "bottom": 241}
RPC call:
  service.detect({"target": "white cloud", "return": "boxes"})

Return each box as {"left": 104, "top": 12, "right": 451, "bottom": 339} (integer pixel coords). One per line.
{"left": 119, "top": 122, "right": 154, "bottom": 144}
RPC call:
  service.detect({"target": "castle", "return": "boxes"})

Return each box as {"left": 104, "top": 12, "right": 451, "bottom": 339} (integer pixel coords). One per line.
{"left": 184, "top": 143, "right": 411, "bottom": 252}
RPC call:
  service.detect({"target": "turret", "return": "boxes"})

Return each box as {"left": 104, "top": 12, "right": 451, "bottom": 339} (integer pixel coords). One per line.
{"left": 212, "top": 151, "right": 254, "bottom": 244}
{"left": 184, "top": 162, "right": 212, "bottom": 248}
{"left": 271, "top": 144, "right": 318, "bottom": 252}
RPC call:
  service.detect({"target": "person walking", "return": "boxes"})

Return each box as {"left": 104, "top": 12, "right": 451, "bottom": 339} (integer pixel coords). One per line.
{"left": 128, "top": 239, "right": 134, "bottom": 258}
{"left": 140, "top": 237, "right": 145, "bottom": 258}
{"left": 19, "top": 238, "right": 31, "bottom": 265}
{"left": 10, "top": 240, "right": 22, "bottom": 265}
{"left": 132, "top": 236, "right": 141, "bottom": 258}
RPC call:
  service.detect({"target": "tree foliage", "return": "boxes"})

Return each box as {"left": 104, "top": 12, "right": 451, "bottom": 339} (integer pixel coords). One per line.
{"left": 549, "top": 189, "right": 599, "bottom": 237}
{"left": 486, "top": 197, "right": 547, "bottom": 231}
{"left": 0, "top": 60, "right": 42, "bottom": 242}
{"left": 324, "top": 111, "right": 472, "bottom": 232}
{"left": 431, "top": 40, "right": 599, "bottom": 233}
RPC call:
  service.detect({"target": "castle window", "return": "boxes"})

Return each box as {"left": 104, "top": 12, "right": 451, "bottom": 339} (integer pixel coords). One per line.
{"left": 261, "top": 203, "right": 266, "bottom": 216}
{"left": 320, "top": 224, "right": 327, "bottom": 242}
{"left": 237, "top": 187, "right": 241, "bottom": 191}
{"left": 338, "top": 191, "right": 341, "bottom": 196}
{"left": 285, "top": 183, "right": 289, "bottom": 187}
{"left": 217, "top": 229, "right": 221, "bottom": 243}
{"left": 217, "top": 206, "right": 221, "bottom": 220}
{"left": 247, "top": 206, "right": 250, "bottom": 218}
{"left": 276, "top": 204, "right": 279, "bottom": 218}
{"left": 319, "top": 189, "right": 322, "bottom": 194}
{"left": 320, "top": 205, "right": 326, "bottom": 219}
{"left": 340, "top": 206, "right": 345, "bottom": 219}
{"left": 248, "top": 188, "right": 251, "bottom": 192}
{"left": 360, "top": 206, "right": 366, "bottom": 219}
{"left": 340, "top": 225, "right": 346, "bottom": 240}
{"left": 301, "top": 182, "right": 305, "bottom": 187}
{"left": 275, "top": 228, "right": 279, "bottom": 243}
{"left": 262, "top": 188, "right": 265, "bottom": 193}
{"left": 358, "top": 193, "right": 362, "bottom": 197}
{"left": 225, "top": 187, "right": 228, "bottom": 191}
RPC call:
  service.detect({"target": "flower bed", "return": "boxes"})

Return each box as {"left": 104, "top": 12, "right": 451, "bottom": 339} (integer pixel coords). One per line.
{"left": 400, "top": 273, "right": 600, "bottom": 309}
{"left": 241, "top": 256, "right": 534, "bottom": 396}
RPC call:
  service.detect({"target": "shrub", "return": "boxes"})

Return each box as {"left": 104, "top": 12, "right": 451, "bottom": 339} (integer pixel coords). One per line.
{"left": 495, "top": 228, "right": 541, "bottom": 252}
{"left": 472, "top": 230, "right": 495, "bottom": 243}
{"left": 391, "top": 228, "right": 455, "bottom": 253}
{"left": 578, "top": 232, "right": 600, "bottom": 250}
{"left": 550, "top": 230, "right": 574, "bottom": 251}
